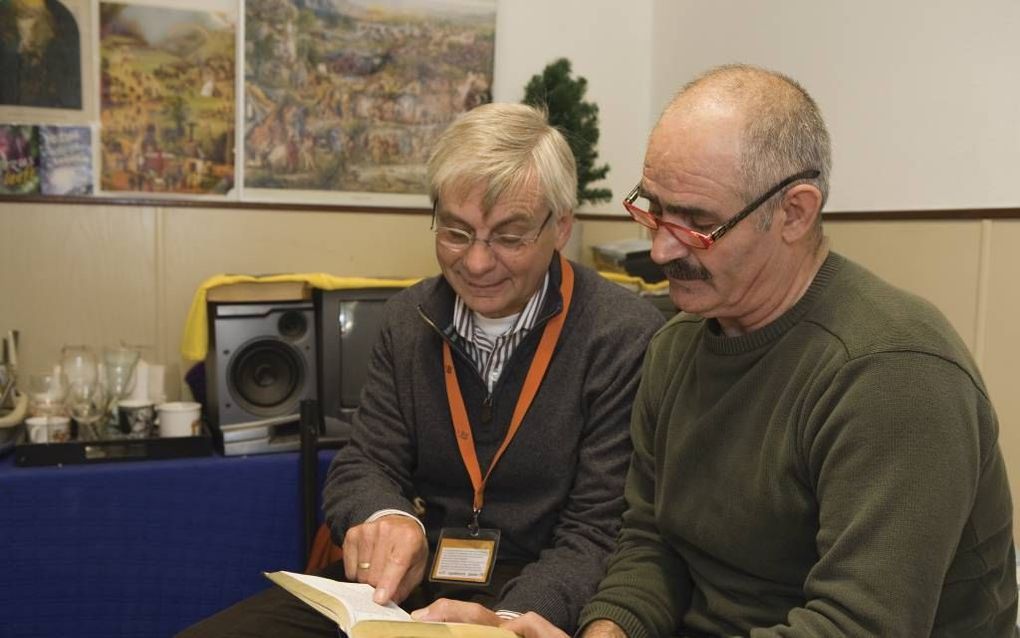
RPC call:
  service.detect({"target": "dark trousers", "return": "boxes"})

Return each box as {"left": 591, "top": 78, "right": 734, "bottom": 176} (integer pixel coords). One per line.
{"left": 177, "top": 559, "right": 525, "bottom": 637}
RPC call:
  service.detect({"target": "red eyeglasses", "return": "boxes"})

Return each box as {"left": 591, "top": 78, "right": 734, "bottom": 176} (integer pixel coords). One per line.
{"left": 623, "top": 169, "right": 821, "bottom": 249}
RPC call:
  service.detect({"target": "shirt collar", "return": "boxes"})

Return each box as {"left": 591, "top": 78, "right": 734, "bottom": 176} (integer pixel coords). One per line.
{"left": 453, "top": 272, "right": 550, "bottom": 347}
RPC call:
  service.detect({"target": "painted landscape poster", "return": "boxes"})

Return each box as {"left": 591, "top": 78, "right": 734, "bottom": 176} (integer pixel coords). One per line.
{"left": 244, "top": 0, "right": 496, "bottom": 199}
{"left": 99, "top": 2, "right": 235, "bottom": 195}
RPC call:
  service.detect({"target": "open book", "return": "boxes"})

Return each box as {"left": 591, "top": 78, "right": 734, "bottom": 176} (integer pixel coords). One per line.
{"left": 265, "top": 571, "right": 517, "bottom": 638}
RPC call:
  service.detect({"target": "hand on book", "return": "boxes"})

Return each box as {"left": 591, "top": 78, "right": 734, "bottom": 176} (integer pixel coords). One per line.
{"left": 411, "top": 602, "right": 570, "bottom": 638}
{"left": 343, "top": 514, "right": 428, "bottom": 605}
{"left": 503, "top": 612, "right": 571, "bottom": 638}
{"left": 410, "top": 598, "right": 502, "bottom": 627}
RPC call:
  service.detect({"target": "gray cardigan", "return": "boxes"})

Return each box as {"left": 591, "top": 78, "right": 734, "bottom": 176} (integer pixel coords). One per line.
{"left": 322, "top": 255, "right": 664, "bottom": 631}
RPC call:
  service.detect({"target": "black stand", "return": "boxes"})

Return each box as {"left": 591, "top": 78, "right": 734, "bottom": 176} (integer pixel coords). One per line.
{"left": 298, "top": 399, "right": 346, "bottom": 565}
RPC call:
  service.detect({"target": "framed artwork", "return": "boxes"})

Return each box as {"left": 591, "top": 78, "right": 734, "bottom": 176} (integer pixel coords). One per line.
{"left": 98, "top": 0, "right": 237, "bottom": 196}
{"left": 242, "top": 0, "right": 497, "bottom": 207}
{"left": 0, "top": 0, "right": 95, "bottom": 125}
{"left": 1, "top": 0, "right": 499, "bottom": 210}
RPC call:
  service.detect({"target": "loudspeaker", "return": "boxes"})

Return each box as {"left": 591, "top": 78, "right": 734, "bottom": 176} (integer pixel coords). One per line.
{"left": 205, "top": 301, "right": 317, "bottom": 455}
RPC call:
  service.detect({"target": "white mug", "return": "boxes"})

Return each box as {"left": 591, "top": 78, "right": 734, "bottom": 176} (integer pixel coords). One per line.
{"left": 26, "top": 415, "right": 72, "bottom": 443}
{"left": 156, "top": 402, "right": 201, "bottom": 438}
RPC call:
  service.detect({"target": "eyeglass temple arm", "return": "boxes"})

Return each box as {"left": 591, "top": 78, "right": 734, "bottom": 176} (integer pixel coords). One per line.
{"left": 709, "top": 169, "right": 821, "bottom": 242}
{"left": 624, "top": 184, "right": 640, "bottom": 203}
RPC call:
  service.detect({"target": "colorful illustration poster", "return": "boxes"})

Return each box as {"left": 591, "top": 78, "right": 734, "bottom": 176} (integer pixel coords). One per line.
{"left": 244, "top": 0, "right": 496, "bottom": 197}
{"left": 0, "top": 0, "right": 83, "bottom": 110}
{"left": 0, "top": 125, "right": 40, "bottom": 194}
{"left": 100, "top": 2, "right": 236, "bottom": 195}
{"left": 40, "top": 125, "right": 93, "bottom": 195}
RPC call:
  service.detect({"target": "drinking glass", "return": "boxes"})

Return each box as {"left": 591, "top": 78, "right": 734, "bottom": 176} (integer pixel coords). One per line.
{"left": 60, "top": 345, "right": 98, "bottom": 387}
{"left": 102, "top": 346, "right": 140, "bottom": 435}
{"left": 27, "top": 372, "right": 66, "bottom": 418}
{"left": 65, "top": 381, "right": 106, "bottom": 441}
{"left": 59, "top": 346, "right": 103, "bottom": 440}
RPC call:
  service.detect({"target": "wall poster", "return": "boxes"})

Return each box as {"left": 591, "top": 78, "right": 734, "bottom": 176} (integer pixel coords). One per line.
{"left": 99, "top": 0, "right": 236, "bottom": 195}
{"left": 243, "top": 0, "right": 496, "bottom": 207}
{"left": 0, "top": 0, "right": 94, "bottom": 125}
{"left": 0, "top": 125, "right": 41, "bottom": 194}
{"left": 40, "top": 125, "right": 94, "bottom": 195}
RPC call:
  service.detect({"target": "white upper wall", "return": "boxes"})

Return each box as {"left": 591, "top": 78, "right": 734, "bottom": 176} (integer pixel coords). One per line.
{"left": 493, "top": 0, "right": 1020, "bottom": 214}
{"left": 649, "top": 0, "right": 1020, "bottom": 212}
{"left": 492, "top": 0, "right": 656, "bottom": 214}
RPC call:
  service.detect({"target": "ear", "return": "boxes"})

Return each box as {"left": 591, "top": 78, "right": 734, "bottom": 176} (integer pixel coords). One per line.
{"left": 553, "top": 212, "right": 574, "bottom": 251}
{"left": 778, "top": 185, "right": 822, "bottom": 243}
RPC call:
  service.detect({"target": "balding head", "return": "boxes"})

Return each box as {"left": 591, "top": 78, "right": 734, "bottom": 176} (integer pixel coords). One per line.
{"left": 657, "top": 64, "right": 832, "bottom": 227}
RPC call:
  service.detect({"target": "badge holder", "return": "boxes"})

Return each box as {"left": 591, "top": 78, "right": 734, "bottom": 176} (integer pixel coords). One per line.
{"left": 429, "top": 521, "right": 500, "bottom": 585}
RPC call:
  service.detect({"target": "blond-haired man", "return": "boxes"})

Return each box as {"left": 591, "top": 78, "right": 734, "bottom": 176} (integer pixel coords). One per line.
{"left": 181, "top": 103, "right": 663, "bottom": 637}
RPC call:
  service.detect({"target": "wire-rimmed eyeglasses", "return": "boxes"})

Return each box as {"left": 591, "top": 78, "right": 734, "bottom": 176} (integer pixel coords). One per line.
{"left": 431, "top": 206, "right": 554, "bottom": 255}
{"left": 623, "top": 169, "right": 821, "bottom": 249}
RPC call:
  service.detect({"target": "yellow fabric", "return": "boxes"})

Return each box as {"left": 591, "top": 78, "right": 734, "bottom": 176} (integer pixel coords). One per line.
{"left": 181, "top": 273, "right": 421, "bottom": 361}
{"left": 597, "top": 271, "right": 670, "bottom": 294}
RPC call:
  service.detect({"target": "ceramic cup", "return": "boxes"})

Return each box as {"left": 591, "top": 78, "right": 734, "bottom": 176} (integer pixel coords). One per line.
{"left": 117, "top": 399, "right": 156, "bottom": 439}
{"left": 156, "top": 401, "right": 201, "bottom": 438}
{"left": 25, "top": 415, "right": 72, "bottom": 444}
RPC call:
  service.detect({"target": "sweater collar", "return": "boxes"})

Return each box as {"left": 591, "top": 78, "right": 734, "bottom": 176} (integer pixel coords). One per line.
{"left": 702, "top": 251, "right": 845, "bottom": 355}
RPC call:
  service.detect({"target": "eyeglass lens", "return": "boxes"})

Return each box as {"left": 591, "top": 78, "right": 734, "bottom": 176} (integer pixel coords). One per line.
{"left": 434, "top": 210, "right": 553, "bottom": 253}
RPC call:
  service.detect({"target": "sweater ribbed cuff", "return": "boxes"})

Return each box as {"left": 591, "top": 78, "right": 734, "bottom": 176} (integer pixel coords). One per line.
{"left": 365, "top": 509, "right": 426, "bottom": 539}
{"left": 576, "top": 602, "right": 649, "bottom": 638}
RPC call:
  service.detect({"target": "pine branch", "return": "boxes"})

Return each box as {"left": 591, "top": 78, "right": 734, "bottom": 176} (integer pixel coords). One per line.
{"left": 523, "top": 58, "right": 612, "bottom": 205}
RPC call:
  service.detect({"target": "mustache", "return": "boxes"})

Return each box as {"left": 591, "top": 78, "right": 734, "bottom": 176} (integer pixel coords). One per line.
{"left": 661, "top": 259, "right": 712, "bottom": 281}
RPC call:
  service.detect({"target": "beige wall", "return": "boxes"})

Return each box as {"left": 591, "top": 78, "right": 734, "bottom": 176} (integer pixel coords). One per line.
{"left": 1, "top": 205, "right": 1017, "bottom": 537}
{"left": 0, "top": 203, "right": 643, "bottom": 396}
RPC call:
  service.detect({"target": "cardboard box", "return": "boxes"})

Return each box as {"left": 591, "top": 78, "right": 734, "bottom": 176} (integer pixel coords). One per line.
{"left": 206, "top": 280, "right": 311, "bottom": 303}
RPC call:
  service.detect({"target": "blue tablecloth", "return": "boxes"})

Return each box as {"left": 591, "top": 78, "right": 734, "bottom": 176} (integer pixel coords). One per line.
{"left": 0, "top": 449, "right": 335, "bottom": 637}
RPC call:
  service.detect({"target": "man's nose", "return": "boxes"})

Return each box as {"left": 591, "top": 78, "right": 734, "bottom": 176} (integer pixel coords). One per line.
{"left": 461, "top": 239, "right": 497, "bottom": 273}
{"left": 650, "top": 226, "right": 691, "bottom": 265}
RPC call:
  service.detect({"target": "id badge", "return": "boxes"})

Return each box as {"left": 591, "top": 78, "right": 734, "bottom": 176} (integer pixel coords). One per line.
{"left": 429, "top": 527, "right": 500, "bottom": 585}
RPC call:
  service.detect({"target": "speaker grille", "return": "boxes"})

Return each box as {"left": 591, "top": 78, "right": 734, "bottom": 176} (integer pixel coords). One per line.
{"left": 227, "top": 338, "right": 305, "bottom": 416}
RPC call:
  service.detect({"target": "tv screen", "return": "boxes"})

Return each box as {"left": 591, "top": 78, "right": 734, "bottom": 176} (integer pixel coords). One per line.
{"left": 315, "top": 288, "right": 403, "bottom": 439}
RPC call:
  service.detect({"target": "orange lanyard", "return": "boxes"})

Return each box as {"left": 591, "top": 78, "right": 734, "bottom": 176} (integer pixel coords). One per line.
{"left": 441, "top": 255, "right": 574, "bottom": 526}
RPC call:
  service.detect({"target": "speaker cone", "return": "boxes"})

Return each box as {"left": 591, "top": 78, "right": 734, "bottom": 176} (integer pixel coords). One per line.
{"left": 227, "top": 338, "right": 304, "bottom": 416}
{"left": 277, "top": 310, "right": 308, "bottom": 340}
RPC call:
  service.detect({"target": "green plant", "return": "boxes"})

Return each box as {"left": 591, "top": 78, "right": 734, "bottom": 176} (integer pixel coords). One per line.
{"left": 523, "top": 58, "right": 611, "bottom": 205}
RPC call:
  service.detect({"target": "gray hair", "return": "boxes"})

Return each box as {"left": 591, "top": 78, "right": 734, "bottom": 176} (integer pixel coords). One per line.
{"left": 427, "top": 103, "right": 578, "bottom": 218}
{"left": 669, "top": 64, "right": 832, "bottom": 231}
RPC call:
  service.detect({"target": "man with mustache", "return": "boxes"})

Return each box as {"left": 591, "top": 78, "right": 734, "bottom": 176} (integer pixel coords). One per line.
{"left": 564, "top": 65, "right": 1015, "bottom": 637}
{"left": 180, "top": 103, "right": 664, "bottom": 636}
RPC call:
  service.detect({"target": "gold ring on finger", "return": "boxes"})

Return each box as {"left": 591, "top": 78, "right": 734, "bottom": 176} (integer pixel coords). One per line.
{"left": 358, "top": 562, "right": 371, "bottom": 569}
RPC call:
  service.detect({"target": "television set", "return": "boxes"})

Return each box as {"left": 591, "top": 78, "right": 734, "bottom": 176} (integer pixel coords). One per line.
{"left": 315, "top": 287, "right": 405, "bottom": 440}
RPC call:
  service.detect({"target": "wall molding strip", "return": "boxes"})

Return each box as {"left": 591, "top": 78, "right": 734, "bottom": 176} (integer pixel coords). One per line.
{"left": 3, "top": 195, "right": 1020, "bottom": 222}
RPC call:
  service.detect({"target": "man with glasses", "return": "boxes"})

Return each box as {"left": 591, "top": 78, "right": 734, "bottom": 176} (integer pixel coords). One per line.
{"left": 180, "top": 103, "right": 663, "bottom": 637}
{"left": 566, "top": 65, "right": 1016, "bottom": 637}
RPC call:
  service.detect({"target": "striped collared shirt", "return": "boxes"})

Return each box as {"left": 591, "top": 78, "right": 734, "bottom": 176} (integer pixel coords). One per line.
{"left": 452, "top": 273, "right": 550, "bottom": 392}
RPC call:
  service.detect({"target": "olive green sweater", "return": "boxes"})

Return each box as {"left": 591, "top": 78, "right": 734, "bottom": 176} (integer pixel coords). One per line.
{"left": 580, "top": 253, "right": 1017, "bottom": 637}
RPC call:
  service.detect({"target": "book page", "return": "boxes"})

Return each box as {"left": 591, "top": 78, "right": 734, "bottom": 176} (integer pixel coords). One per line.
{"left": 267, "top": 572, "right": 515, "bottom": 638}
{"left": 267, "top": 572, "right": 411, "bottom": 626}
{"left": 353, "top": 620, "right": 517, "bottom": 638}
